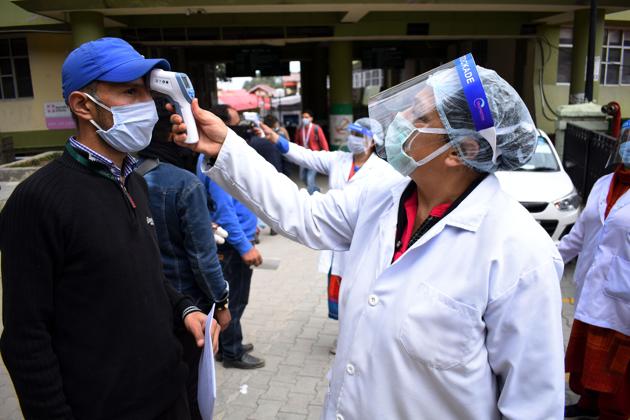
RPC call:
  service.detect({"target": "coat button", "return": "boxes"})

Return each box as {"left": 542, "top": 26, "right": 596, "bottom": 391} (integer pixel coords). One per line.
{"left": 336, "top": 414, "right": 345, "bottom": 420}
{"left": 346, "top": 363, "right": 355, "bottom": 375}
{"left": 368, "top": 294, "right": 379, "bottom": 306}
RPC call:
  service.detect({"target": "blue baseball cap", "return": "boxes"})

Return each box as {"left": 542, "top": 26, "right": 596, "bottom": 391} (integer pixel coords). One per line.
{"left": 62, "top": 37, "right": 170, "bottom": 101}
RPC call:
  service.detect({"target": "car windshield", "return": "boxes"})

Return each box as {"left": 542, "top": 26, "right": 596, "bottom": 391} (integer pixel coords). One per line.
{"left": 514, "top": 136, "right": 560, "bottom": 172}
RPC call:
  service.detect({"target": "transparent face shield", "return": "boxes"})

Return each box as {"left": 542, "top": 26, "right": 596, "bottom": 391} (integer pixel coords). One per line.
{"left": 346, "top": 123, "right": 373, "bottom": 154}
{"left": 367, "top": 54, "right": 499, "bottom": 175}
{"left": 607, "top": 120, "right": 630, "bottom": 168}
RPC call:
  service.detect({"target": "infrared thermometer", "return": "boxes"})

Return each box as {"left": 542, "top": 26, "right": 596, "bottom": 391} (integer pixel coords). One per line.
{"left": 149, "top": 69, "right": 199, "bottom": 144}
{"left": 242, "top": 112, "right": 260, "bottom": 127}
{"left": 243, "top": 112, "right": 266, "bottom": 138}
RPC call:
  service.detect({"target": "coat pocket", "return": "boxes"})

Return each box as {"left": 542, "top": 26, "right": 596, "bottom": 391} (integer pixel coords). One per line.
{"left": 398, "top": 282, "right": 482, "bottom": 370}
{"left": 604, "top": 255, "right": 630, "bottom": 302}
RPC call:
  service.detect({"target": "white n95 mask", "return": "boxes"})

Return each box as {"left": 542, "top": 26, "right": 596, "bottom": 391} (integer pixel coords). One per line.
{"left": 384, "top": 112, "right": 450, "bottom": 177}
{"left": 85, "top": 93, "right": 158, "bottom": 153}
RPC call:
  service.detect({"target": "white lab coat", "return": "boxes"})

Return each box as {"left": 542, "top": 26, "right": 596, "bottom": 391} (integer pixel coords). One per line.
{"left": 282, "top": 142, "right": 395, "bottom": 275}
{"left": 205, "top": 130, "right": 565, "bottom": 420}
{"left": 558, "top": 173, "right": 630, "bottom": 336}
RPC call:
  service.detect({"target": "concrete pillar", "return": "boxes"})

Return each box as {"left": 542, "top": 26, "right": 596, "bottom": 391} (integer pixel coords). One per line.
{"left": 569, "top": 8, "right": 605, "bottom": 104}
{"left": 300, "top": 47, "right": 328, "bottom": 132}
{"left": 70, "top": 11, "right": 105, "bottom": 48}
{"left": 328, "top": 41, "right": 353, "bottom": 149}
{"left": 313, "top": 47, "right": 329, "bottom": 124}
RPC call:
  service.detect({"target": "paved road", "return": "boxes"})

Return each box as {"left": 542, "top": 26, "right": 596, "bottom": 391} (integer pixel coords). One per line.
{"left": 0, "top": 225, "right": 579, "bottom": 420}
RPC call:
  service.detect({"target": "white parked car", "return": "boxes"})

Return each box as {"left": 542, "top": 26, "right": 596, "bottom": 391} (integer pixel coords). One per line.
{"left": 495, "top": 130, "right": 580, "bottom": 241}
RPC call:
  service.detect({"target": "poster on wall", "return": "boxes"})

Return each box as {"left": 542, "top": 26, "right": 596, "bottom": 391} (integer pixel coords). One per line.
{"left": 44, "top": 102, "right": 76, "bottom": 130}
{"left": 330, "top": 114, "right": 353, "bottom": 149}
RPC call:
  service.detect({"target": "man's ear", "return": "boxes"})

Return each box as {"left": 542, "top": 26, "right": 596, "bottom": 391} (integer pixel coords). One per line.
{"left": 444, "top": 138, "right": 479, "bottom": 167}
{"left": 67, "top": 91, "right": 95, "bottom": 123}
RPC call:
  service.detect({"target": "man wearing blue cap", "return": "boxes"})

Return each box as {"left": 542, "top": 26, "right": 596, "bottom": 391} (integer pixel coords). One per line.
{"left": 0, "top": 37, "right": 214, "bottom": 419}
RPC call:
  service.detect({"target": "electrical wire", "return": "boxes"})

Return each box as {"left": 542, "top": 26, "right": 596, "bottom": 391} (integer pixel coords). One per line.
{"left": 536, "top": 37, "right": 561, "bottom": 121}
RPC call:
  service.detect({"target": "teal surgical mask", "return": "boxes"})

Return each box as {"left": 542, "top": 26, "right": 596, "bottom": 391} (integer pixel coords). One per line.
{"left": 384, "top": 112, "right": 450, "bottom": 177}
{"left": 85, "top": 93, "right": 158, "bottom": 154}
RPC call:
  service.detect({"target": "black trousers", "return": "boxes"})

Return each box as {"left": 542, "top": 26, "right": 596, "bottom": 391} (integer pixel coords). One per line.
{"left": 217, "top": 243, "right": 253, "bottom": 360}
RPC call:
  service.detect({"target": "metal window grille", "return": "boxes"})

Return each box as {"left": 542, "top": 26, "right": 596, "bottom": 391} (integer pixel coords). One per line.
{"left": 601, "top": 29, "right": 630, "bottom": 85}
{"left": 0, "top": 37, "right": 33, "bottom": 100}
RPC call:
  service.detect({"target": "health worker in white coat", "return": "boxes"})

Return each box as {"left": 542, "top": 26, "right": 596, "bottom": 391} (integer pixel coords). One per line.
{"left": 255, "top": 118, "right": 396, "bottom": 322}
{"left": 170, "top": 54, "right": 565, "bottom": 420}
{"left": 558, "top": 120, "right": 630, "bottom": 420}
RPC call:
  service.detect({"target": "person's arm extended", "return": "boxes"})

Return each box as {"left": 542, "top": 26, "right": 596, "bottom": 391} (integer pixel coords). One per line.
{"left": 178, "top": 180, "right": 229, "bottom": 303}
{"left": 484, "top": 257, "right": 565, "bottom": 419}
{"left": 203, "top": 130, "right": 361, "bottom": 251}
{"left": 258, "top": 124, "right": 336, "bottom": 176}
{"left": 171, "top": 99, "right": 362, "bottom": 252}
{"left": 282, "top": 136, "right": 336, "bottom": 175}
{"left": 0, "top": 189, "right": 75, "bottom": 419}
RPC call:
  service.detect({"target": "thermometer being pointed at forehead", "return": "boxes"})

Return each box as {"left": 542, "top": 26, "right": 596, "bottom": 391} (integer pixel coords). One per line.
{"left": 149, "top": 69, "right": 199, "bottom": 144}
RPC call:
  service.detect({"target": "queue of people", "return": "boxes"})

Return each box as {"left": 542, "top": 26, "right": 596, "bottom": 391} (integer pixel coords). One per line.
{"left": 196, "top": 107, "right": 266, "bottom": 370}
{"left": 0, "top": 36, "right": 628, "bottom": 420}
{"left": 136, "top": 105, "right": 231, "bottom": 420}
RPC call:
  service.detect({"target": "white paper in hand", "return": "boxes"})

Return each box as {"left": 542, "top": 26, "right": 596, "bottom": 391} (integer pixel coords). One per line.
{"left": 250, "top": 257, "right": 281, "bottom": 270}
{"left": 198, "top": 305, "right": 216, "bottom": 420}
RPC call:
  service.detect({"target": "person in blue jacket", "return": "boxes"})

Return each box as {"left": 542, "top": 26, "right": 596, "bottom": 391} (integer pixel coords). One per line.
{"left": 196, "top": 105, "right": 266, "bottom": 369}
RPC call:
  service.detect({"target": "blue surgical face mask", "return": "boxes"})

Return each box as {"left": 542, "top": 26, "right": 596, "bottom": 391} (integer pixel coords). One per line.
{"left": 347, "top": 134, "right": 369, "bottom": 154}
{"left": 619, "top": 142, "right": 630, "bottom": 165}
{"left": 302, "top": 117, "right": 311, "bottom": 126}
{"left": 384, "top": 112, "right": 450, "bottom": 176}
{"left": 84, "top": 93, "right": 158, "bottom": 154}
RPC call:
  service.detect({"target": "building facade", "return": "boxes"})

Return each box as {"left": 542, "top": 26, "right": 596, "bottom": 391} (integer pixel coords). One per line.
{"left": 0, "top": 0, "right": 629, "bottom": 152}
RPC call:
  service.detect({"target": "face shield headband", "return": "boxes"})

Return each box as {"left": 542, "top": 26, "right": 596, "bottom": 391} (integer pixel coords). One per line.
{"left": 454, "top": 53, "right": 498, "bottom": 164}
{"left": 347, "top": 122, "right": 373, "bottom": 139}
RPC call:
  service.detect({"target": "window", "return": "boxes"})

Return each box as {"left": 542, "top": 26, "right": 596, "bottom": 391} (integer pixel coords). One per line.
{"left": 0, "top": 38, "right": 33, "bottom": 99}
{"left": 517, "top": 136, "right": 560, "bottom": 172}
{"left": 601, "top": 29, "right": 630, "bottom": 85}
{"left": 352, "top": 70, "right": 363, "bottom": 89}
{"left": 363, "top": 69, "right": 383, "bottom": 88}
{"left": 557, "top": 28, "right": 573, "bottom": 84}
{"left": 352, "top": 69, "right": 383, "bottom": 89}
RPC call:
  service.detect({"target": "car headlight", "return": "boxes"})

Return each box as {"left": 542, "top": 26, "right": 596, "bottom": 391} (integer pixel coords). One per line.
{"left": 554, "top": 191, "right": 581, "bottom": 211}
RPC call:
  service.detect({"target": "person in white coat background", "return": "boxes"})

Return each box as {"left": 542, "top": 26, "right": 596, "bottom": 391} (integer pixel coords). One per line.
{"left": 558, "top": 122, "right": 630, "bottom": 420}
{"left": 170, "top": 54, "right": 565, "bottom": 419}
{"left": 255, "top": 118, "right": 395, "bottom": 326}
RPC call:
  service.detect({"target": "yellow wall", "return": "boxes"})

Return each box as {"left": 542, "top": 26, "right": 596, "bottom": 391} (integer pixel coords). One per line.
{"left": 599, "top": 86, "right": 630, "bottom": 116}
{"left": 532, "top": 24, "right": 630, "bottom": 136}
{"left": 0, "top": 33, "right": 73, "bottom": 133}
